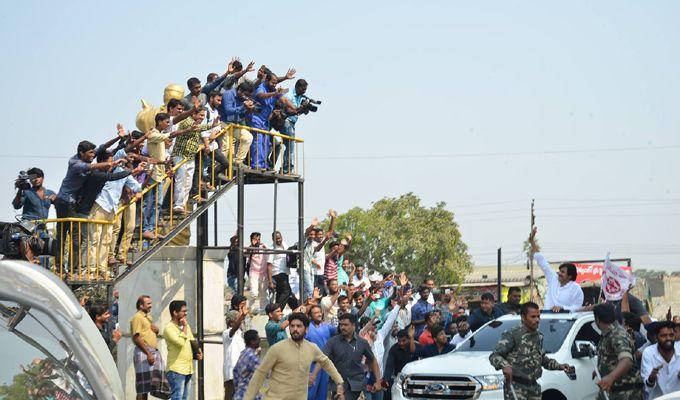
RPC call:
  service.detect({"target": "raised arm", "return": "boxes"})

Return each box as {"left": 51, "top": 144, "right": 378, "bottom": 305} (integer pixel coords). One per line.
{"left": 534, "top": 252, "right": 558, "bottom": 288}
{"left": 377, "top": 300, "right": 401, "bottom": 342}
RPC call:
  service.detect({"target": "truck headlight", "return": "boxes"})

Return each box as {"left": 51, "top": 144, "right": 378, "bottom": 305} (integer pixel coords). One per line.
{"left": 474, "top": 374, "right": 504, "bottom": 391}
{"left": 396, "top": 373, "right": 409, "bottom": 390}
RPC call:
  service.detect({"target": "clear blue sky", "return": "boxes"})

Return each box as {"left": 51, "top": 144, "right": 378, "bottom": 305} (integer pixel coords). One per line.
{"left": 0, "top": 1, "right": 678, "bottom": 270}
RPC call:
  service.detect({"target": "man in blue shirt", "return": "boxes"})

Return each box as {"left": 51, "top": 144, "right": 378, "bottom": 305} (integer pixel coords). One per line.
{"left": 12, "top": 168, "right": 55, "bottom": 220}
{"left": 411, "top": 286, "right": 434, "bottom": 338}
{"left": 282, "top": 79, "right": 307, "bottom": 174}
{"left": 55, "top": 133, "right": 126, "bottom": 271}
{"left": 307, "top": 304, "right": 337, "bottom": 400}
{"left": 468, "top": 292, "right": 505, "bottom": 332}
{"left": 249, "top": 73, "right": 287, "bottom": 169}
{"left": 220, "top": 82, "right": 255, "bottom": 166}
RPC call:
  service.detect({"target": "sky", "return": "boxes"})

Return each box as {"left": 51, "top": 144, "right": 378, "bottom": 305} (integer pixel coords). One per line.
{"left": 0, "top": 1, "right": 679, "bottom": 271}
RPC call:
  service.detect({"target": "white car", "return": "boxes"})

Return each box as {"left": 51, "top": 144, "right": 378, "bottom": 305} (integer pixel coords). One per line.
{"left": 0, "top": 260, "right": 124, "bottom": 399}
{"left": 393, "top": 312, "right": 601, "bottom": 400}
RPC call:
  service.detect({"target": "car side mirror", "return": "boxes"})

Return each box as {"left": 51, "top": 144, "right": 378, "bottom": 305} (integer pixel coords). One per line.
{"left": 571, "top": 340, "right": 595, "bottom": 359}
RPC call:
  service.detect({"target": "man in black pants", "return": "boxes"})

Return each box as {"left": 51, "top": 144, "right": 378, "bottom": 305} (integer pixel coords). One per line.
{"left": 268, "top": 231, "right": 299, "bottom": 311}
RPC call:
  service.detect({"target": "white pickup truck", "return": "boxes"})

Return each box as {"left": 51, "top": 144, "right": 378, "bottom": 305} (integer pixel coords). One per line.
{"left": 392, "top": 312, "right": 602, "bottom": 400}
{"left": 0, "top": 260, "right": 124, "bottom": 399}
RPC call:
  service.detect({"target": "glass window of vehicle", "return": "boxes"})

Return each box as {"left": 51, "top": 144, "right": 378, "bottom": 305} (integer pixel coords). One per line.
{"left": 456, "top": 318, "right": 575, "bottom": 353}
{"left": 574, "top": 321, "right": 600, "bottom": 346}
{"left": 0, "top": 300, "right": 94, "bottom": 399}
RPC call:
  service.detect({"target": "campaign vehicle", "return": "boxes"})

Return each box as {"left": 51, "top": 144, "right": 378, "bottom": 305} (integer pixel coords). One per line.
{"left": 0, "top": 260, "right": 124, "bottom": 399}
{"left": 393, "top": 312, "right": 601, "bottom": 400}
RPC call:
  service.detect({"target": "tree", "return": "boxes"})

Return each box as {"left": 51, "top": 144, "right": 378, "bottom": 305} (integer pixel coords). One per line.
{"left": 323, "top": 193, "right": 472, "bottom": 284}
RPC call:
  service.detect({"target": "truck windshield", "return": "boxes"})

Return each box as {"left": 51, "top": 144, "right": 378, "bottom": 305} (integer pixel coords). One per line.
{"left": 0, "top": 300, "right": 95, "bottom": 399}
{"left": 456, "top": 319, "right": 575, "bottom": 353}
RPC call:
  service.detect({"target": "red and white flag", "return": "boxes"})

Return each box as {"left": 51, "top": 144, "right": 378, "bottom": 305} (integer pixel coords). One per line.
{"left": 601, "top": 252, "right": 635, "bottom": 301}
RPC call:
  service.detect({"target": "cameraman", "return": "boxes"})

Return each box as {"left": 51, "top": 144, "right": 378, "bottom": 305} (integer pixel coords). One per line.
{"left": 281, "top": 79, "right": 309, "bottom": 174}
{"left": 12, "top": 168, "right": 56, "bottom": 221}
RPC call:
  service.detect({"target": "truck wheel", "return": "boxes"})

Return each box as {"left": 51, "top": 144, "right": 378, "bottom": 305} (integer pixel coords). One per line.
{"left": 542, "top": 389, "right": 566, "bottom": 400}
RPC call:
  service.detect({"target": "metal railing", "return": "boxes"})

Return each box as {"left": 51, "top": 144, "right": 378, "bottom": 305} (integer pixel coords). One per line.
{"left": 36, "top": 123, "right": 304, "bottom": 283}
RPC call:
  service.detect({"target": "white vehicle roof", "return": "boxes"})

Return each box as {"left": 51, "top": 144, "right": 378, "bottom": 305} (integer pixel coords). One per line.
{"left": 0, "top": 260, "right": 124, "bottom": 399}
{"left": 495, "top": 311, "right": 594, "bottom": 321}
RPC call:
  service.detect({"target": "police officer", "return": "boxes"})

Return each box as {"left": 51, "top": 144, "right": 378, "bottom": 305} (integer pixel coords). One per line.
{"left": 489, "top": 302, "right": 572, "bottom": 400}
{"left": 593, "top": 303, "right": 644, "bottom": 400}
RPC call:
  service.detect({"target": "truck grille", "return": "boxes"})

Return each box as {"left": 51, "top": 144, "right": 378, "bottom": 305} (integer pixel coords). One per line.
{"left": 402, "top": 374, "right": 480, "bottom": 399}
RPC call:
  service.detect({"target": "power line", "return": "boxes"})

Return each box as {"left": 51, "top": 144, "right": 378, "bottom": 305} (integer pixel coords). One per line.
{"left": 305, "top": 143, "right": 680, "bottom": 160}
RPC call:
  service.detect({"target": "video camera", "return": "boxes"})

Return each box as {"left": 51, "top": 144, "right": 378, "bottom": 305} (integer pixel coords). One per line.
{"left": 0, "top": 220, "right": 58, "bottom": 261}
{"left": 299, "top": 95, "right": 321, "bottom": 113}
{"left": 16, "top": 171, "right": 37, "bottom": 191}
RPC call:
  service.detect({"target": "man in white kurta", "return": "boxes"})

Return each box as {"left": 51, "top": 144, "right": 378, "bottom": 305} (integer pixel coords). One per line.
{"left": 534, "top": 253, "right": 584, "bottom": 312}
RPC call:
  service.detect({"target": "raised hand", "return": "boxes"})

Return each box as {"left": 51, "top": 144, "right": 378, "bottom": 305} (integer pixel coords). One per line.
{"left": 246, "top": 61, "right": 255, "bottom": 72}
{"left": 116, "top": 123, "right": 126, "bottom": 139}
{"left": 276, "top": 87, "right": 289, "bottom": 95}
{"left": 286, "top": 68, "right": 296, "bottom": 80}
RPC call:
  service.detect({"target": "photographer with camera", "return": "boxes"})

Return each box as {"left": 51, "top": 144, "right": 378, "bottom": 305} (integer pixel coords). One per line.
{"left": 12, "top": 168, "right": 56, "bottom": 221}
{"left": 281, "top": 79, "right": 320, "bottom": 174}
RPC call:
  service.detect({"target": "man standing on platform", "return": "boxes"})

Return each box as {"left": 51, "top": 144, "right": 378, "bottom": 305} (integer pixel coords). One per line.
{"left": 246, "top": 232, "right": 269, "bottom": 314}
{"left": 267, "top": 231, "right": 298, "bottom": 311}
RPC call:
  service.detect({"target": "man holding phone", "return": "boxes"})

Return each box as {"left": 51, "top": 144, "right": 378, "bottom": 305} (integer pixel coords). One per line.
{"left": 164, "top": 300, "right": 203, "bottom": 400}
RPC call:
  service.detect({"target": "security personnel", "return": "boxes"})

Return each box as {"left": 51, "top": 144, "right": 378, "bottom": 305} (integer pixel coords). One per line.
{"left": 593, "top": 303, "right": 644, "bottom": 400}
{"left": 489, "top": 302, "right": 572, "bottom": 400}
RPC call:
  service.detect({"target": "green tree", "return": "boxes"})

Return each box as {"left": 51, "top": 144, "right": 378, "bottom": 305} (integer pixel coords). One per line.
{"left": 324, "top": 193, "right": 472, "bottom": 284}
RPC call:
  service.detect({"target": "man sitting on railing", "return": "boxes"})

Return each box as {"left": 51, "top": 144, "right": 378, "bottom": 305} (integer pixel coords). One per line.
{"left": 12, "top": 167, "right": 56, "bottom": 221}
{"left": 220, "top": 81, "right": 255, "bottom": 168}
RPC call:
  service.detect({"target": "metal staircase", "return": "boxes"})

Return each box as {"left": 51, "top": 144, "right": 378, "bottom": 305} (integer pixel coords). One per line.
{"left": 115, "top": 176, "right": 237, "bottom": 283}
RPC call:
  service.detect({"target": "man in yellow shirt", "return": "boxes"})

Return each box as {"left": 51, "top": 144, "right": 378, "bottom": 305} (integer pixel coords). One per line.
{"left": 164, "top": 300, "right": 203, "bottom": 400}
{"left": 243, "top": 312, "right": 345, "bottom": 400}
{"left": 130, "top": 295, "right": 165, "bottom": 400}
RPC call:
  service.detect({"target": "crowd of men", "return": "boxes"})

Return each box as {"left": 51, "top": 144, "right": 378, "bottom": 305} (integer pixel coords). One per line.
{"left": 75, "top": 221, "right": 680, "bottom": 400}
{"left": 9, "top": 57, "right": 316, "bottom": 278}
{"left": 217, "top": 238, "right": 680, "bottom": 400}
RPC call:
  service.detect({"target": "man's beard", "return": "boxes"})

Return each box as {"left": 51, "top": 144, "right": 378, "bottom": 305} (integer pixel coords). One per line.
{"left": 291, "top": 332, "right": 304, "bottom": 341}
{"left": 661, "top": 339, "right": 675, "bottom": 351}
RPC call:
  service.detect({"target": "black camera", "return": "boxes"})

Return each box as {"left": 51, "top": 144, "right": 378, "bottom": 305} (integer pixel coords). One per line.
{"left": 299, "top": 95, "right": 321, "bottom": 113}
{"left": 16, "top": 171, "right": 37, "bottom": 191}
{"left": 0, "top": 220, "right": 58, "bottom": 260}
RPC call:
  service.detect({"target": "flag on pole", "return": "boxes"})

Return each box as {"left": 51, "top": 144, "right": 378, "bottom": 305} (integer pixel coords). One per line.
{"left": 601, "top": 252, "right": 635, "bottom": 301}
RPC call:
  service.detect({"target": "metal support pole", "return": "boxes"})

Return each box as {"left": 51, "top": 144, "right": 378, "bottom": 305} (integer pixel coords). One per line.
{"left": 213, "top": 202, "right": 218, "bottom": 246}
{"left": 273, "top": 179, "right": 278, "bottom": 235}
{"left": 196, "top": 205, "right": 208, "bottom": 400}
{"left": 497, "top": 247, "right": 502, "bottom": 302}
{"left": 297, "top": 180, "right": 305, "bottom": 301}
{"left": 237, "top": 168, "right": 245, "bottom": 296}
